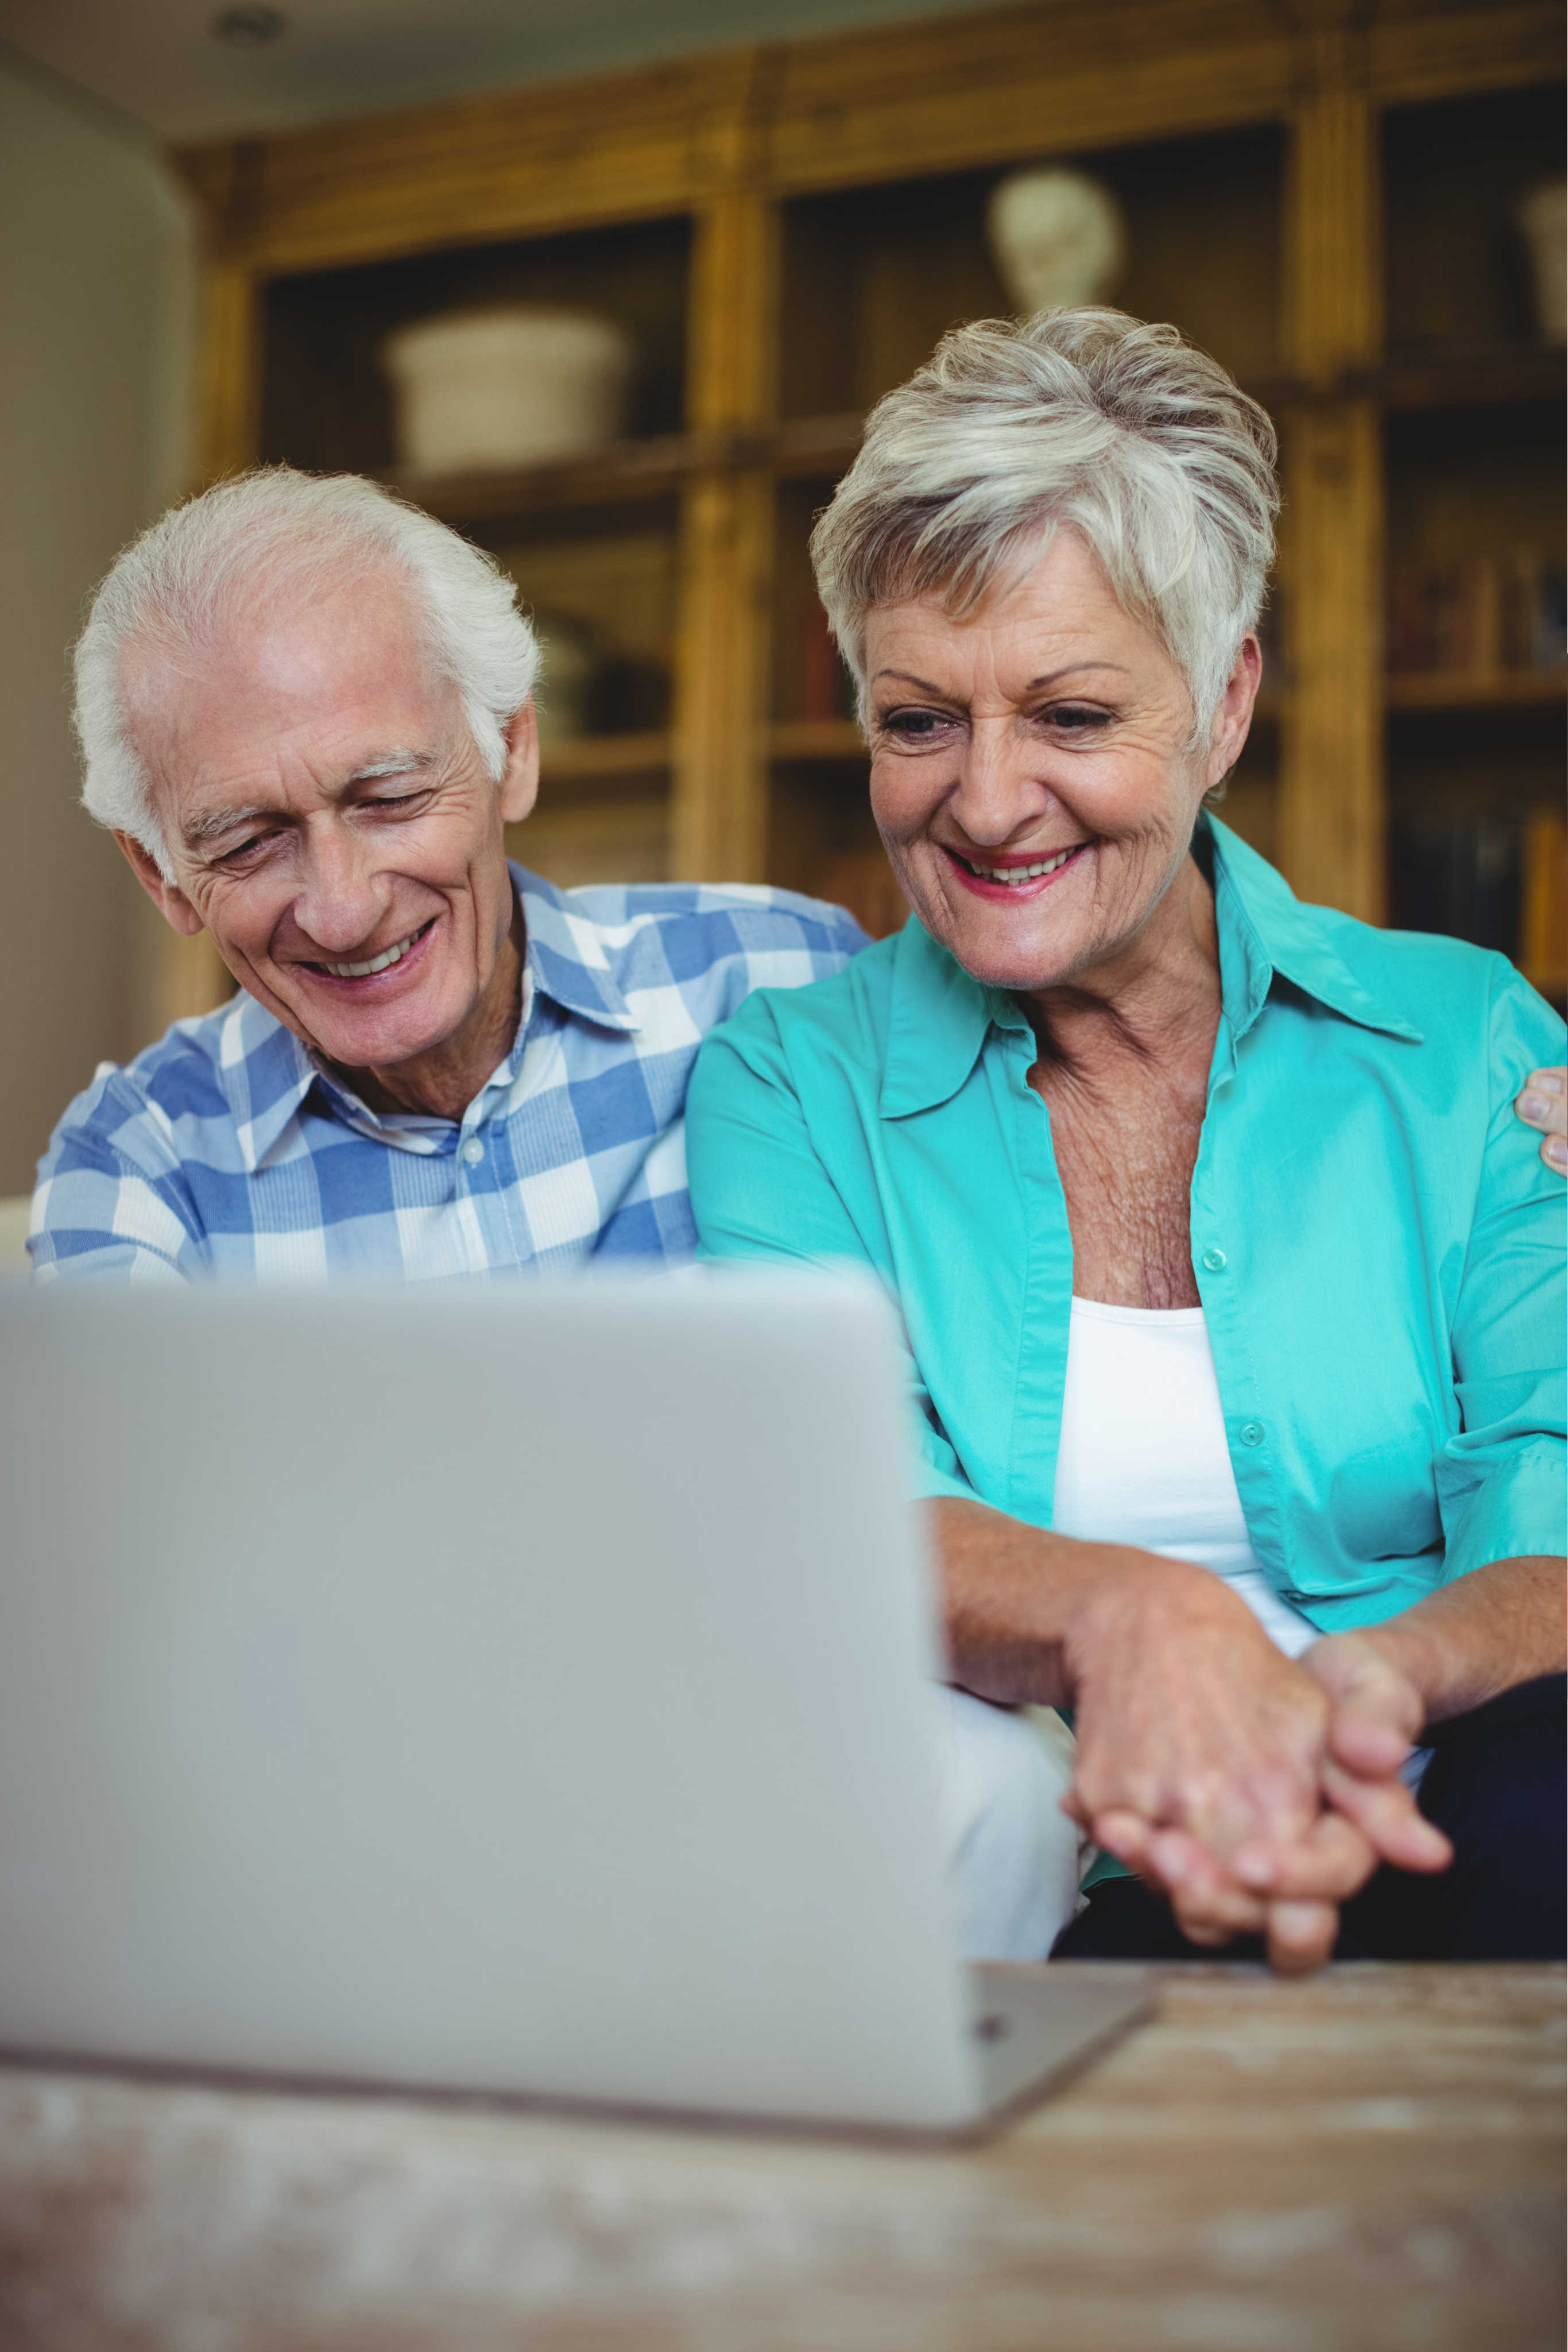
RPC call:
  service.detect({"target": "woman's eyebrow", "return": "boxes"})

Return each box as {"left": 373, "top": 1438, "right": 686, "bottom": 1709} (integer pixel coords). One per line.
{"left": 870, "top": 663, "right": 1133, "bottom": 696}
{"left": 1024, "top": 663, "right": 1133, "bottom": 690}
{"left": 870, "top": 671, "right": 954, "bottom": 696}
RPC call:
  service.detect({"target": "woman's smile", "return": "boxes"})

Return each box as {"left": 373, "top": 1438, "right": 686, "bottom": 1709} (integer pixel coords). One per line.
{"left": 940, "top": 840, "right": 1093, "bottom": 899}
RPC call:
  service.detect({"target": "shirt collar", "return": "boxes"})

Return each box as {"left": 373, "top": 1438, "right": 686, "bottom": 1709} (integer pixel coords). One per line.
{"left": 514, "top": 862, "right": 640, "bottom": 1033}
{"left": 217, "top": 861, "right": 642, "bottom": 1171}
{"left": 880, "top": 920, "right": 1021, "bottom": 1117}
{"left": 1202, "top": 816, "right": 1422, "bottom": 1045}
{"left": 880, "top": 814, "right": 1420, "bottom": 1120}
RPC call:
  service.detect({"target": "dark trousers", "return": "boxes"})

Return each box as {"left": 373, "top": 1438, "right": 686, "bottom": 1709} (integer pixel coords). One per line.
{"left": 1052, "top": 1673, "right": 1567, "bottom": 1963}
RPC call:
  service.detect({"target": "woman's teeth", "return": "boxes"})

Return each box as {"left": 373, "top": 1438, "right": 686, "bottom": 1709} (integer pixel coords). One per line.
{"left": 321, "top": 920, "right": 431, "bottom": 978}
{"left": 963, "top": 846, "right": 1081, "bottom": 885}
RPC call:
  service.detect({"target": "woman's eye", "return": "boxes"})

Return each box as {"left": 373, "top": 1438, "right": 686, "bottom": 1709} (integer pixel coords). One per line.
{"left": 1042, "top": 703, "right": 1111, "bottom": 732}
{"left": 878, "top": 708, "right": 953, "bottom": 740}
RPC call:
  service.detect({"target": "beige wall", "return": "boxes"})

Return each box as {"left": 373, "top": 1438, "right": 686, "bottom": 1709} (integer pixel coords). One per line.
{"left": 0, "top": 48, "right": 195, "bottom": 1197}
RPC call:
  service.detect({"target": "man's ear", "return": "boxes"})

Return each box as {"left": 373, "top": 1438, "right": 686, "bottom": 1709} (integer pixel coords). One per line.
{"left": 113, "top": 831, "right": 204, "bottom": 936}
{"left": 498, "top": 698, "right": 540, "bottom": 828}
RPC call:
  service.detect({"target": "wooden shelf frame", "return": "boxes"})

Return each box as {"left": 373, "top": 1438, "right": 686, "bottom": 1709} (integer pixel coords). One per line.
{"left": 538, "top": 733, "right": 673, "bottom": 784}
{"left": 163, "top": 0, "right": 1565, "bottom": 1026}
{"left": 1386, "top": 670, "right": 1567, "bottom": 714}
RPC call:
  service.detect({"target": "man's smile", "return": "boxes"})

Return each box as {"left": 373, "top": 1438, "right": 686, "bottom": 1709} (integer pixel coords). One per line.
{"left": 297, "top": 914, "right": 438, "bottom": 983}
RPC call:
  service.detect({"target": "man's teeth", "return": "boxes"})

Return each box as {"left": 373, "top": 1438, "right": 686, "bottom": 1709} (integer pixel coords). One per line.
{"left": 322, "top": 923, "right": 428, "bottom": 978}
{"left": 965, "top": 847, "right": 1081, "bottom": 884}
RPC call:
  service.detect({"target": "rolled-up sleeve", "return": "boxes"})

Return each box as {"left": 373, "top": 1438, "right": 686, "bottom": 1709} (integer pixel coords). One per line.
{"left": 686, "top": 999, "right": 976, "bottom": 1504}
{"left": 1435, "top": 961, "right": 1567, "bottom": 1580}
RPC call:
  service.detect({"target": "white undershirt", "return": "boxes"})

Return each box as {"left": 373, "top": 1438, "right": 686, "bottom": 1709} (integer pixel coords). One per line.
{"left": 1051, "top": 1297, "right": 1319, "bottom": 1658}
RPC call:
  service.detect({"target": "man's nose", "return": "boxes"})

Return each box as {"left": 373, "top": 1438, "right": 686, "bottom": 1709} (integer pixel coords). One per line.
{"left": 291, "top": 822, "right": 386, "bottom": 955}
{"left": 947, "top": 717, "right": 1053, "bottom": 849}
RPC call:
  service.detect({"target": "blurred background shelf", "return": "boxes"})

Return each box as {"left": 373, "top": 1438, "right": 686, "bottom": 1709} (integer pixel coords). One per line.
{"left": 1366, "top": 349, "right": 1567, "bottom": 415}
{"left": 171, "top": 0, "right": 1562, "bottom": 977}
{"left": 381, "top": 437, "right": 697, "bottom": 526}
{"left": 1386, "top": 672, "right": 1566, "bottom": 713}
{"left": 539, "top": 733, "right": 672, "bottom": 783}
{"left": 769, "top": 718, "right": 864, "bottom": 762}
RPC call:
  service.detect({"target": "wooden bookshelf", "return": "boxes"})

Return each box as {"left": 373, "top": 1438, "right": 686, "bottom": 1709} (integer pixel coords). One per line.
{"left": 768, "top": 719, "right": 864, "bottom": 763}
{"left": 163, "top": 0, "right": 1565, "bottom": 1027}
{"left": 1387, "top": 672, "right": 1566, "bottom": 714}
{"left": 538, "top": 733, "right": 672, "bottom": 784}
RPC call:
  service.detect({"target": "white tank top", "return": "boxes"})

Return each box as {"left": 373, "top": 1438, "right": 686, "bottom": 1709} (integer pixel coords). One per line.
{"left": 1051, "top": 1296, "right": 1318, "bottom": 1657}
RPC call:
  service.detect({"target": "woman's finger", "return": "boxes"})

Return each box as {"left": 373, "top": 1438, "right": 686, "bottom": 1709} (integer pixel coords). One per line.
{"left": 1265, "top": 1898, "right": 1339, "bottom": 1973}
{"left": 1147, "top": 1827, "right": 1271, "bottom": 1932}
{"left": 1230, "top": 1810, "right": 1378, "bottom": 1902}
{"left": 1322, "top": 1757, "right": 1453, "bottom": 1874}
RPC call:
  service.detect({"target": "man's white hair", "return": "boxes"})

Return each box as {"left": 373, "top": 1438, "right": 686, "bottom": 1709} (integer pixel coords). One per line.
{"left": 811, "top": 308, "right": 1279, "bottom": 741}
{"left": 73, "top": 466, "right": 541, "bottom": 877}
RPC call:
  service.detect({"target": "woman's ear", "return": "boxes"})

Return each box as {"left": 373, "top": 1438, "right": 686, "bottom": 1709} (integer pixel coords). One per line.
{"left": 1205, "top": 633, "right": 1263, "bottom": 792}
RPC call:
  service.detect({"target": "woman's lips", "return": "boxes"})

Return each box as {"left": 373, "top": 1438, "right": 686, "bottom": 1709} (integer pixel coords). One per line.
{"left": 940, "top": 842, "right": 1090, "bottom": 902}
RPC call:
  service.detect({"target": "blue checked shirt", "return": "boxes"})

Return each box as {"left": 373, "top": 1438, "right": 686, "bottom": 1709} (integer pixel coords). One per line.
{"left": 29, "top": 865, "right": 868, "bottom": 1283}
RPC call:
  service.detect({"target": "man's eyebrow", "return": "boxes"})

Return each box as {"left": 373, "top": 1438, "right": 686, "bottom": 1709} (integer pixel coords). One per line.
{"left": 181, "top": 804, "right": 270, "bottom": 848}
{"left": 347, "top": 749, "right": 436, "bottom": 784}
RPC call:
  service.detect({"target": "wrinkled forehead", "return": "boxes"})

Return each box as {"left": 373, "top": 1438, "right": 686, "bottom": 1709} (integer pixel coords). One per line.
{"left": 124, "top": 559, "right": 455, "bottom": 801}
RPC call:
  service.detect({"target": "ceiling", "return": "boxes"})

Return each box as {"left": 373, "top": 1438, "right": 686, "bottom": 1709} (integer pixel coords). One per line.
{"left": 0, "top": 0, "right": 1006, "bottom": 142}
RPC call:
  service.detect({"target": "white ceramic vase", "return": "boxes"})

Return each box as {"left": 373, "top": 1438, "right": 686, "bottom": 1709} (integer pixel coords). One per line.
{"left": 384, "top": 305, "right": 634, "bottom": 475}
{"left": 986, "top": 167, "right": 1128, "bottom": 319}
{"left": 1516, "top": 180, "right": 1566, "bottom": 347}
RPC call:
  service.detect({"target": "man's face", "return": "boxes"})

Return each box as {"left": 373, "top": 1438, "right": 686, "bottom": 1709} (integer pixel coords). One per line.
{"left": 120, "top": 567, "right": 537, "bottom": 1078}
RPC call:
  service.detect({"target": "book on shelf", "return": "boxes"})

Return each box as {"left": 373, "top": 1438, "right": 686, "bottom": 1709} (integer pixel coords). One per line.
{"left": 1521, "top": 810, "right": 1568, "bottom": 1000}
{"left": 800, "top": 599, "right": 859, "bottom": 723}
{"left": 1392, "top": 814, "right": 1521, "bottom": 958}
{"left": 1392, "top": 807, "right": 1567, "bottom": 1000}
{"left": 1387, "top": 550, "right": 1567, "bottom": 680}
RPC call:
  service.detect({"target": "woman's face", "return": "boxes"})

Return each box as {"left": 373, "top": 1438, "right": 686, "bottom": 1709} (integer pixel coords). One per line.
{"left": 863, "top": 528, "right": 1259, "bottom": 993}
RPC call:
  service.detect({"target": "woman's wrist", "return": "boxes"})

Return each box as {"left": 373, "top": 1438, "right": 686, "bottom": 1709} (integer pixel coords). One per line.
{"left": 1352, "top": 1615, "right": 1445, "bottom": 1727}
{"left": 1349, "top": 1558, "right": 1566, "bottom": 1729}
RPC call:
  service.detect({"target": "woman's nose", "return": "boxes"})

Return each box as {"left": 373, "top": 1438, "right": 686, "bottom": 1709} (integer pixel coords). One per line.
{"left": 947, "top": 718, "right": 1050, "bottom": 848}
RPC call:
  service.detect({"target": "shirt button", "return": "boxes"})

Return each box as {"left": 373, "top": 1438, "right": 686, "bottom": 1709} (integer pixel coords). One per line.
{"left": 462, "top": 1138, "right": 485, "bottom": 1167}
{"left": 1201, "top": 1247, "right": 1227, "bottom": 1273}
{"left": 1240, "top": 1421, "right": 1265, "bottom": 1447}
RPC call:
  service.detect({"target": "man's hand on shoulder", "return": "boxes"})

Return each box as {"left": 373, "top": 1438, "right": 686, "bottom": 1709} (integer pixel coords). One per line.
{"left": 1516, "top": 1066, "right": 1567, "bottom": 1173}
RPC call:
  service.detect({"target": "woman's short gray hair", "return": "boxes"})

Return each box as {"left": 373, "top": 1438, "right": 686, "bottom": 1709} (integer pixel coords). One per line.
{"left": 811, "top": 308, "right": 1278, "bottom": 738}
{"left": 73, "top": 466, "right": 540, "bottom": 877}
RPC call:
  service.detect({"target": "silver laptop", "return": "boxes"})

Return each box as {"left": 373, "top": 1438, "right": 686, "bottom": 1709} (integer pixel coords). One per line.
{"left": 0, "top": 1274, "right": 1150, "bottom": 2139}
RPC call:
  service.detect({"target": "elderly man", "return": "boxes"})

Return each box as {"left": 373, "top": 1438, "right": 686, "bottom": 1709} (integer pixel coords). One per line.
{"left": 34, "top": 469, "right": 865, "bottom": 1282}
{"left": 29, "top": 465, "right": 1566, "bottom": 1967}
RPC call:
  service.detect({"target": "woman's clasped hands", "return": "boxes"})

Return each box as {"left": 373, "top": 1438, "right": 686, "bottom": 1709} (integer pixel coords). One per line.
{"left": 1060, "top": 1556, "right": 1452, "bottom": 1970}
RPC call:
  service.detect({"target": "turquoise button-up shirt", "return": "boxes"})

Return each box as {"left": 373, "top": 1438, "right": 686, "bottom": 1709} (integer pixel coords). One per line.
{"left": 687, "top": 818, "right": 1566, "bottom": 1633}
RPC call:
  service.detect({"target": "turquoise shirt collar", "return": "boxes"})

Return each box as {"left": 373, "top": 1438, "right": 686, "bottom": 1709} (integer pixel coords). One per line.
{"left": 880, "top": 815, "right": 1422, "bottom": 1119}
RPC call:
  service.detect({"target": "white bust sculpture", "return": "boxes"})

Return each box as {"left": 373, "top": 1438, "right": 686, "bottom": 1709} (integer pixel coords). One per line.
{"left": 986, "top": 166, "right": 1128, "bottom": 318}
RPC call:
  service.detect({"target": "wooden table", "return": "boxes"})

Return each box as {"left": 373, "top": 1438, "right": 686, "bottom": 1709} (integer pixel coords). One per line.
{"left": 0, "top": 1966, "right": 1561, "bottom": 2352}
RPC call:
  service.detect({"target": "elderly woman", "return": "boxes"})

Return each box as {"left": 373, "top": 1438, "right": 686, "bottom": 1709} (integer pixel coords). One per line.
{"left": 686, "top": 310, "right": 1566, "bottom": 1970}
